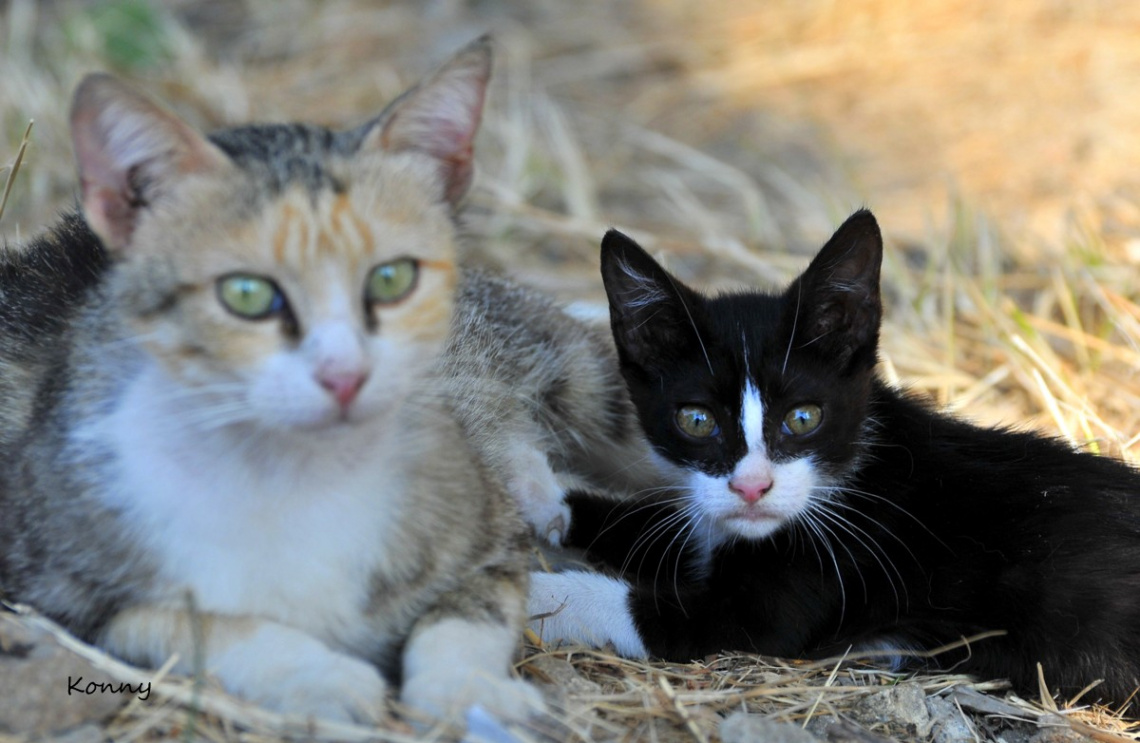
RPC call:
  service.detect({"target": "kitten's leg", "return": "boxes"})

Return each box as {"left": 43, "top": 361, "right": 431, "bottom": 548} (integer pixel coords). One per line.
{"left": 100, "top": 606, "right": 387, "bottom": 723}
{"left": 528, "top": 570, "right": 648, "bottom": 657}
{"left": 499, "top": 441, "right": 575, "bottom": 546}
{"left": 530, "top": 567, "right": 822, "bottom": 661}
{"left": 399, "top": 569, "right": 543, "bottom": 721}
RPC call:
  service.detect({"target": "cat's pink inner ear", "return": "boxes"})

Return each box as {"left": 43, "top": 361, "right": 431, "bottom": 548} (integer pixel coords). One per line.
{"left": 70, "top": 73, "right": 229, "bottom": 252}
{"left": 369, "top": 38, "right": 492, "bottom": 205}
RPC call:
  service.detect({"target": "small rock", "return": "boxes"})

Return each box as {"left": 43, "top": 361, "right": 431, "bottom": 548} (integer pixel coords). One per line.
{"left": 804, "top": 714, "right": 841, "bottom": 739}
{"left": 720, "top": 712, "right": 824, "bottom": 743}
{"left": 523, "top": 655, "right": 601, "bottom": 696}
{"left": 0, "top": 613, "right": 126, "bottom": 735}
{"left": 822, "top": 719, "right": 902, "bottom": 742}
{"left": 852, "top": 683, "right": 932, "bottom": 738}
{"left": 926, "top": 694, "right": 977, "bottom": 743}
{"left": 1027, "top": 728, "right": 1094, "bottom": 743}
{"left": 42, "top": 723, "right": 107, "bottom": 743}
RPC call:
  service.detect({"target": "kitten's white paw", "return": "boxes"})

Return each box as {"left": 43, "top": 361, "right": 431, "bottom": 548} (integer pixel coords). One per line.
{"left": 401, "top": 670, "right": 544, "bottom": 722}
{"left": 401, "top": 617, "right": 544, "bottom": 723}
{"left": 528, "top": 570, "right": 649, "bottom": 658}
{"left": 514, "top": 486, "right": 571, "bottom": 546}
{"left": 505, "top": 457, "right": 573, "bottom": 546}
{"left": 210, "top": 624, "right": 387, "bottom": 724}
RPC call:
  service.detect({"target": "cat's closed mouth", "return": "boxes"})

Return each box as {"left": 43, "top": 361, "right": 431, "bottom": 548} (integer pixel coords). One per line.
{"left": 726, "top": 505, "right": 781, "bottom": 523}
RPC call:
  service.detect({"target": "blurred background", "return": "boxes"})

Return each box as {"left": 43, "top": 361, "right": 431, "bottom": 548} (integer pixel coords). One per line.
{"left": 3, "top": 0, "right": 1139, "bottom": 457}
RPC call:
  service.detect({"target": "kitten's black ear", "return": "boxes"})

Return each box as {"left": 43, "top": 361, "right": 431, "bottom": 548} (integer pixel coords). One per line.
{"left": 789, "top": 209, "right": 883, "bottom": 372}
{"left": 70, "top": 73, "right": 232, "bottom": 252}
{"left": 359, "top": 36, "right": 491, "bottom": 206}
{"left": 601, "top": 230, "right": 706, "bottom": 374}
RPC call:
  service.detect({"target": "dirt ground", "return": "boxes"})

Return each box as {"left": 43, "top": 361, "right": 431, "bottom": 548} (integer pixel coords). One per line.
{"left": 1, "top": 1, "right": 1138, "bottom": 741}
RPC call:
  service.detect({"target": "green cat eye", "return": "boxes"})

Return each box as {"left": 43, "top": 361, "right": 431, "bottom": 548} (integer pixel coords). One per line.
{"left": 783, "top": 404, "right": 823, "bottom": 436}
{"left": 217, "top": 274, "right": 283, "bottom": 319}
{"left": 367, "top": 258, "right": 418, "bottom": 304}
{"left": 676, "top": 405, "right": 719, "bottom": 439}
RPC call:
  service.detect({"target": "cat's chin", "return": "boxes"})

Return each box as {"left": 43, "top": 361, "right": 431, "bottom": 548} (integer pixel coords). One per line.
{"left": 718, "top": 510, "right": 788, "bottom": 540}
{"left": 247, "top": 401, "right": 393, "bottom": 436}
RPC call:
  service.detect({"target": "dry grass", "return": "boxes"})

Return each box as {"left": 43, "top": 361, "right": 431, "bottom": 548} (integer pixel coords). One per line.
{"left": 2, "top": 1, "right": 1140, "bottom": 741}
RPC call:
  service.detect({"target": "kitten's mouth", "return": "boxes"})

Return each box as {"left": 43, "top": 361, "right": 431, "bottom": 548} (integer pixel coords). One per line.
{"left": 718, "top": 505, "right": 788, "bottom": 539}
{"left": 726, "top": 505, "right": 782, "bottom": 524}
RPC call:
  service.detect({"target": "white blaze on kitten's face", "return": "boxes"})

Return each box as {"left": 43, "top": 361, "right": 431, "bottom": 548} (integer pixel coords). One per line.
{"left": 690, "top": 383, "right": 818, "bottom": 541}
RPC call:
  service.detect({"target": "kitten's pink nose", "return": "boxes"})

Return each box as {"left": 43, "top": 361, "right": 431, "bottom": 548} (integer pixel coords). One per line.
{"left": 729, "top": 475, "right": 773, "bottom": 504}
{"left": 318, "top": 370, "right": 369, "bottom": 410}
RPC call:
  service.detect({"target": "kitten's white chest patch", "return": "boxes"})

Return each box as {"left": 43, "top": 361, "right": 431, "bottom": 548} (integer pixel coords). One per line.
{"left": 83, "top": 365, "right": 402, "bottom": 649}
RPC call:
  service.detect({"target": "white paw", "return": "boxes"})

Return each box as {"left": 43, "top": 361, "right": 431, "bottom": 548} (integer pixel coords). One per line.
{"left": 513, "top": 483, "right": 571, "bottom": 546}
{"left": 402, "top": 669, "right": 544, "bottom": 721}
{"left": 210, "top": 624, "right": 387, "bottom": 724}
{"left": 504, "top": 451, "right": 573, "bottom": 545}
{"left": 528, "top": 570, "right": 649, "bottom": 658}
{"left": 401, "top": 617, "right": 544, "bottom": 723}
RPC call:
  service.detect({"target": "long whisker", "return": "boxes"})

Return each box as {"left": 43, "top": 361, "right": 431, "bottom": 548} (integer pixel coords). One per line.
{"left": 782, "top": 279, "right": 802, "bottom": 375}
{"left": 830, "top": 485, "right": 946, "bottom": 550}
{"left": 795, "top": 504, "right": 848, "bottom": 623}
{"left": 662, "top": 273, "right": 713, "bottom": 377}
{"left": 812, "top": 502, "right": 908, "bottom": 614}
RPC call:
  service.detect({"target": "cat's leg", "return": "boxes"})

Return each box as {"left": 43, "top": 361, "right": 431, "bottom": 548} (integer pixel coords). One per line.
{"left": 529, "top": 566, "right": 820, "bottom": 661}
{"left": 498, "top": 440, "right": 576, "bottom": 546}
{"left": 528, "top": 570, "right": 648, "bottom": 657}
{"left": 399, "top": 569, "right": 543, "bottom": 722}
{"left": 99, "top": 605, "right": 388, "bottom": 723}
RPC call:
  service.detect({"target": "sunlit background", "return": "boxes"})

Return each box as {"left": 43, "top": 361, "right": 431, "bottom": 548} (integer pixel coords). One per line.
{"left": 3, "top": 0, "right": 1139, "bottom": 452}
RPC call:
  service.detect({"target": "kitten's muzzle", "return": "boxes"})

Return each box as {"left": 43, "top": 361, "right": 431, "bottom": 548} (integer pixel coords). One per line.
{"left": 317, "top": 369, "right": 369, "bottom": 410}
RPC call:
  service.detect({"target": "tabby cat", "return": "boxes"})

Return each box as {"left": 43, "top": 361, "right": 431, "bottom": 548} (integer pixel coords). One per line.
{"left": 0, "top": 39, "right": 543, "bottom": 724}
{"left": 530, "top": 211, "right": 1140, "bottom": 712}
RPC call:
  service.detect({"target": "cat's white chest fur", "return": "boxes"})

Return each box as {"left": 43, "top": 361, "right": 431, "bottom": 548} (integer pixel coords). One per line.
{"left": 79, "top": 363, "right": 402, "bottom": 650}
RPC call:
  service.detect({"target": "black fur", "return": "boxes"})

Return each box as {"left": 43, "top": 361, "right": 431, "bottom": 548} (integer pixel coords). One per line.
{"left": 568, "top": 210, "right": 1140, "bottom": 713}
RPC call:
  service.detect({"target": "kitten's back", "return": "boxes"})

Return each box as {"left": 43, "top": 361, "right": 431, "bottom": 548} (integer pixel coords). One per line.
{"left": 0, "top": 215, "right": 108, "bottom": 447}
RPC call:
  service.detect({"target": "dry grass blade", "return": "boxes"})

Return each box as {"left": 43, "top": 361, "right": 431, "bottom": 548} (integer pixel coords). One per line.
{"left": 0, "top": 120, "right": 33, "bottom": 224}
{"left": 14, "top": 606, "right": 426, "bottom": 743}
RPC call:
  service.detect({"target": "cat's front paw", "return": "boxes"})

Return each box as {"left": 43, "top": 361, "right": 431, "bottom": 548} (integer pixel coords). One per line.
{"left": 210, "top": 624, "right": 387, "bottom": 724}
{"left": 401, "top": 670, "right": 544, "bottom": 722}
{"left": 528, "top": 570, "right": 649, "bottom": 658}
{"left": 506, "top": 469, "right": 572, "bottom": 546}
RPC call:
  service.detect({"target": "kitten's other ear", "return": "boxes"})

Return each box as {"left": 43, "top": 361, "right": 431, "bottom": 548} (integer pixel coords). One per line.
{"left": 70, "top": 73, "right": 231, "bottom": 252}
{"left": 359, "top": 35, "right": 492, "bottom": 206}
{"left": 789, "top": 209, "right": 883, "bottom": 372}
{"left": 601, "top": 230, "right": 706, "bottom": 375}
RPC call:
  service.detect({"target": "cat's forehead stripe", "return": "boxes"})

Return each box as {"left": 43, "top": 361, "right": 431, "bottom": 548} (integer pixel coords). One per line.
{"left": 270, "top": 190, "right": 375, "bottom": 268}
{"left": 271, "top": 202, "right": 306, "bottom": 264}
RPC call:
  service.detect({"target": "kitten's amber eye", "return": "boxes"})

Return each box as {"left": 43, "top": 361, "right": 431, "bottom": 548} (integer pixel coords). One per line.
{"left": 783, "top": 404, "right": 823, "bottom": 436}
{"left": 217, "top": 275, "right": 283, "bottom": 319}
{"left": 676, "top": 405, "right": 719, "bottom": 438}
{"left": 367, "top": 258, "right": 418, "bottom": 304}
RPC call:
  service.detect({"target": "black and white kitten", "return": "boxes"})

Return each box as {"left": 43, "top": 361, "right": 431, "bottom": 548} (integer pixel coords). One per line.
{"left": 529, "top": 210, "right": 1140, "bottom": 712}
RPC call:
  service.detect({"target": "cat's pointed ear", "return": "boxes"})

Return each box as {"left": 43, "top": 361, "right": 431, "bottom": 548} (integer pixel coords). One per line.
{"left": 70, "top": 73, "right": 231, "bottom": 252}
{"left": 790, "top": 209, "right": 883, "bottom": 372}
{"left": 601, "top": 229, "right": 705, "bottom": 374}
{"left": 359, "top": 36, "right": 492, "bottom": 206}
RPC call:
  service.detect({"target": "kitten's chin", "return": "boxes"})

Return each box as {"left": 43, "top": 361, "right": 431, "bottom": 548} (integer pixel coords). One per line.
{"left": 245, "top": 398, "right": 396, "bottom": 436}
{"left": 720, "top": 510, "right": 789, "bottom": 540}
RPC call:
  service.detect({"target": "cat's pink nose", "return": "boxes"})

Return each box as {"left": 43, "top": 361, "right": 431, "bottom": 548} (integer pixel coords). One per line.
{"left": 729, "top": 475, "right": 773, "bottom": 504}
{"left": 318, "top": 370, "right": 369, "bottom": 410}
